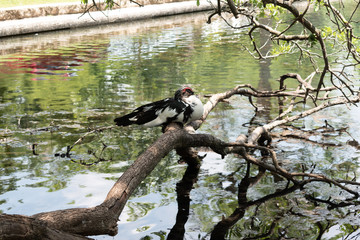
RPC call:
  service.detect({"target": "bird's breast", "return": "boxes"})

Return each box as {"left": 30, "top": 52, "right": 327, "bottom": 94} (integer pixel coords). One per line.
{"left": 184, "top": 95, "right": 204, "bottom": 122}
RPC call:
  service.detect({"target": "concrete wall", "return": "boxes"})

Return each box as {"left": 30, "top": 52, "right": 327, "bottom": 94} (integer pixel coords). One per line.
{"left": 0, "top": 0, "right": 195, "bottom": 21}
{"left": 0, "top": 0, "right": 214, "bottom": 37}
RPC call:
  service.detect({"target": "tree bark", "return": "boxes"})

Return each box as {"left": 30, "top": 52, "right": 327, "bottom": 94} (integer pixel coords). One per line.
{"left": 0, "top": 214, "right": 90, "bottom": 240}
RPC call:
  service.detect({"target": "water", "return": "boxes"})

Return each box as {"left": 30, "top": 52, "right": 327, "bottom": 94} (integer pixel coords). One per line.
{"left": 0, "top": 8, "right": 360, "bottom": 240}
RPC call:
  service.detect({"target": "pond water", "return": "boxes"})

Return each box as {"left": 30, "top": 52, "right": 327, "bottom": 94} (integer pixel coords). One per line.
{"left": 0, "top": 4, "right": 360, "bottom": 240}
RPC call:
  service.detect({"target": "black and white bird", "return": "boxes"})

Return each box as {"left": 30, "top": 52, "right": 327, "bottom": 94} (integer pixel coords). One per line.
{"left": 114, "top": 87, "right": 204, "bottom": 128}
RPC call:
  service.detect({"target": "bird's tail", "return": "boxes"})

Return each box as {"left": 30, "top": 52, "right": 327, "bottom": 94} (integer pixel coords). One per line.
{"left": 114, "top": 113, "right": 136, "bottom": 126}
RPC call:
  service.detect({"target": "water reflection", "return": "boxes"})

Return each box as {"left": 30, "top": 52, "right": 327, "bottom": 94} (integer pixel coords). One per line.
{"left": 0, "top": 9, "right": 359, "bottom": 240}
{"left": 0, "top": 44, "right": 108, "bottom": 79}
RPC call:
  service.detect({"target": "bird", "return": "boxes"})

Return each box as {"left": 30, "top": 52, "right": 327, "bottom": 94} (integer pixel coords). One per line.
{"left": 114, "top": 87, "right": 204, "bottom": 128}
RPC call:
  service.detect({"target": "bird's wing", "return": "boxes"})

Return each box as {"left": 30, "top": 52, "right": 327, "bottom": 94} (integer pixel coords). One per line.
{"left": 136, "top": 98, "right": 188, "bottom": 126}
{"left": 115, "top": 98, "right": 187, "bottom": 126}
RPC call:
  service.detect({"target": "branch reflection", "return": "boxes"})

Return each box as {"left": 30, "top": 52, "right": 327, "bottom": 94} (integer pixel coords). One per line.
{"left": 167, "top": 148, "right": 201, "bottom": 240}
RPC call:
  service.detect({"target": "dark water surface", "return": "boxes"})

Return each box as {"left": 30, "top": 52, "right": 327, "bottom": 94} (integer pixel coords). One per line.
{"left": 0, "top": 9, "right": 360, "bottom": 240}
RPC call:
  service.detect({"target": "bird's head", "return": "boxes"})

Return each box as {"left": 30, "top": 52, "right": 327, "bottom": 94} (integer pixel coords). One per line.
{"left": 174, "top": 87, "right": 195, "bottom": 100}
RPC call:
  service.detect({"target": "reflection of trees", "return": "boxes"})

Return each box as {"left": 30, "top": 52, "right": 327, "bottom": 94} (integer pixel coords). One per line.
{"left": 167, "top": 148, "right": 201, "bottom": 240}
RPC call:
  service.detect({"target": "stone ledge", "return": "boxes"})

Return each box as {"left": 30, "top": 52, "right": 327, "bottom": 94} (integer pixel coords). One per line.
{"left": 0, "top": 0, "right": 192, "bottom": 21}
{"left": 0, "top": 1, "right": 213, "bottom": 37}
